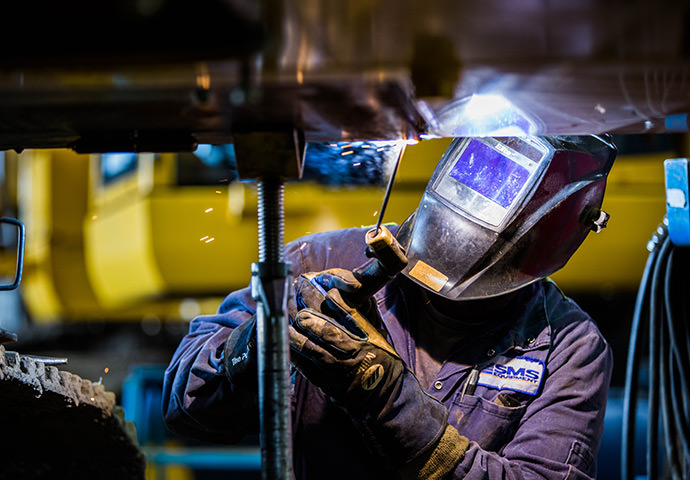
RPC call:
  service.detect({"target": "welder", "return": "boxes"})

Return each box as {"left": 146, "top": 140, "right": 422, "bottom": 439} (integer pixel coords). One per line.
{"left": 163, "top": 135, "right": 616, "bottom": 479}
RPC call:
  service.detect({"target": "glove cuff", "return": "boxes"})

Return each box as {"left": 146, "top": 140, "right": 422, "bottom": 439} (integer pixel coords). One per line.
{"left": 357, "top": 369, "right": 451, "bottom": 466}
{"left": 403, "top": 425, "right": 469, "bottom": 480}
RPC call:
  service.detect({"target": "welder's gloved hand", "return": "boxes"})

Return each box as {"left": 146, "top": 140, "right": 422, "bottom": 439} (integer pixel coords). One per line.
{"left": 292, "top": 268, "right": 382, "bottom": 326}
{"left": 291, "top": 270, "right": 401, "bottom": 418}
{"left": 290, "top": 269, "right": 468, "bottom": 479}
{"left": 223, "top": 316, "right": 258, "bottom": 390}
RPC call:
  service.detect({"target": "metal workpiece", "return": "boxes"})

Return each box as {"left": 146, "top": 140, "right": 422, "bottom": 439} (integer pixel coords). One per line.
{"left": 0, "top": 1, "right": 687, "bottom": 150}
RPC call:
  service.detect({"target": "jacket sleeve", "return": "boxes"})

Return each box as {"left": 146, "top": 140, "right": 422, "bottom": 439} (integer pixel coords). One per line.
{"left": 162, "top": 228, "right": 372, "bottom": 443}
{"left": 448, "top": 301, "right": 613, "bottom": 479}
{"left": 162, "top": 285, "right": 259, "bottom": 443}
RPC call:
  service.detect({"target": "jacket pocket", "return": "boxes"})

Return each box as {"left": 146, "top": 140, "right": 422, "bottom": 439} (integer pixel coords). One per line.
{"left": 448, "top": 394, "right": 526, "bottom": 452}
{"left": 563, "top": 441, "right": 595, "bottom": 479}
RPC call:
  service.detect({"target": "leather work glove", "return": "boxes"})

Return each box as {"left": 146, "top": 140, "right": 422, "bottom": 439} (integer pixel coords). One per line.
{"left": 289, "top": 269, "right": 468, "bottom": 479}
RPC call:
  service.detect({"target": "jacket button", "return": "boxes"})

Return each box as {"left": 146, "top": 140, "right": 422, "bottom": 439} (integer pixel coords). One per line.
{"left": 486, "top": 349, "right": 496, "bottom": 357}
{"left": 433, "top": 381, "right": 443, "bottom": 390}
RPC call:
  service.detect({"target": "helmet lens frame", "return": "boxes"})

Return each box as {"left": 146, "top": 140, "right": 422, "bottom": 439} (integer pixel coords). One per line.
{"left": 431, "top": 137, "right": 553, "bottom": 230}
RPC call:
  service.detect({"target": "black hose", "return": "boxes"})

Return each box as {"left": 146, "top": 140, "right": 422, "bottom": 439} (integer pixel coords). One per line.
{"left": 622, "top": 232, "right": 661, "bottom": 480}
{"left": 626, "top": 220, "right": 690, "bottom": 480}
{"left": 648, "top": 236, "right": 671, "bottom": 480}
{"left": 660, "top": 309, "right": 680, "bottom": 480}
{"left": 664, "top": 248, "right": 690, "bottom": 463}
{"left": 662, "top": 251, "right": 682, "bottom": 480}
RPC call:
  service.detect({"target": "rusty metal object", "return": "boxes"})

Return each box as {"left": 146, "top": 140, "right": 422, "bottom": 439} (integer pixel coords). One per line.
{"left": 0, "top": 327, "right": 18, "bottom": 344}
{"left": 3, "top": 350, "right": 68, "bottom": 366}
{"left": 0, "top": 345, "right": 145, "bottom": 479}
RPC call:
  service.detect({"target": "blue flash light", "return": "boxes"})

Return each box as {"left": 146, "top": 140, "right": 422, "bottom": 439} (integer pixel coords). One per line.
{"left": 428, "top": 94, "right": 538, "bottom": 137}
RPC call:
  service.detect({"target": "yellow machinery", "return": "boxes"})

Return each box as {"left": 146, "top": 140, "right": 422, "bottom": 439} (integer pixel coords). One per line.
{"left": 550, "top": 147, "right": 669, "bottom": 291}
{"left": 8, "top": 141, "right": 439, "bottom": 325}
{"left": 3, "top": 137, "right": 673, "bottom": 326}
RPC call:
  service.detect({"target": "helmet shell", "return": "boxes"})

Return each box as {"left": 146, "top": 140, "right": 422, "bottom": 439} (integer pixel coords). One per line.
{"left": 397, "top": 135, "right": 616, "bottom": 300}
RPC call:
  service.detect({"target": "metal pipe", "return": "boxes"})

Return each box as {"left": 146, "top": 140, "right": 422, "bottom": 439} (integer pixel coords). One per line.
{"left": 254, "top": 175, "right": 292, "bottom": 480}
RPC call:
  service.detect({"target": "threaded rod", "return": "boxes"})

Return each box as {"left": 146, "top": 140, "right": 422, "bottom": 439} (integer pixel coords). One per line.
{"left": 257, "top": 177, "right": 285, "bottom": 264}
{"left": 255, "top": 175, "right": 291, "bottom": 480}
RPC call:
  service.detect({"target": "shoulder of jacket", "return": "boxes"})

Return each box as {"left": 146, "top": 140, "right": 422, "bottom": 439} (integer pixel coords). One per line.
{"left": 540, "top": 279, "right": 607, "bottom": 347}
{"left": 285, "top": 227, "right": 373, "bottom": 274}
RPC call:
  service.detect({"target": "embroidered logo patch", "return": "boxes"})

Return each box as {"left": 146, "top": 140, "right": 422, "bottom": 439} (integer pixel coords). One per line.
{"left": 478, "top": 355, "right": 545, "bottom": 396}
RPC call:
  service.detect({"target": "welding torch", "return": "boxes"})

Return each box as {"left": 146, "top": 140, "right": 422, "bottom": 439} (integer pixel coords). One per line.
{"left": 305, "top": 142, "right": 409, "bottom": 310}
{"left": 349, "top": 141, "right": 409, "bottom": 302}
{"left": 348, "top": 224, "right": 408, "bottom": 304}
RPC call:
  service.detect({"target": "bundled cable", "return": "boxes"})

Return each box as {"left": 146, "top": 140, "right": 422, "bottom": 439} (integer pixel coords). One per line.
{"left": 622, "top": 220, "right": 690, "bottom": 480}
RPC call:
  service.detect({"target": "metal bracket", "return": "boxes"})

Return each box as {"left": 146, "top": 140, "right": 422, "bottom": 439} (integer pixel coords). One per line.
{"left": 233, "top": 129, "right": 305, "bottom": 180}
{"left": 664, "top": 158, "right": 690, "bottom": 246}
{"left": 0, "top": 217, "right": 24, "bottom": 291}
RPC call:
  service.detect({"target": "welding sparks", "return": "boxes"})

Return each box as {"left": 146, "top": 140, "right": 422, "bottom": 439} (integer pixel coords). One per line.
{"left": 215, "top": 190, "right": 222, "bottom": 194}
{"left": 200, "top": 235, "right": 209, "bottom": 241}
{"left": 340, "top": 150, "right": 354, "bottom": 156}
{"left": 205, "top": 237, "right": 215, "bottom": 244}
{"left": 104, "top": 367, "right": 109, "bottom": 374}
{"left": 204, "top": 207, "right": 214, "bottom": 213}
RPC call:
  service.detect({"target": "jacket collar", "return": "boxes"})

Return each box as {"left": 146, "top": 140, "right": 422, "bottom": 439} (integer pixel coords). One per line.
{"left": 377, "top": 277, "right": 553, "bottom": 364}
{"left": 493, "top": 281, "right": 550, "bottom": 355}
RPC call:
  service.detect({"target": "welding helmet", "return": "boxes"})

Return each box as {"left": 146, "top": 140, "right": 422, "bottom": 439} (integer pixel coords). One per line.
{"left": 396, "top": 135, "right": 616, "bottom": 300}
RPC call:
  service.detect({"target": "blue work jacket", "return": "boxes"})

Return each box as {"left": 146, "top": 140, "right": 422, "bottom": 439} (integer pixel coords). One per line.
{"left": 163, "top": 227, "right": 612, "bottom": 479}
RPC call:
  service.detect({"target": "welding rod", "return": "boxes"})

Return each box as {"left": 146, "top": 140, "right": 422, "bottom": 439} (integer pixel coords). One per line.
{"left": 374, "top": 142, "right": 406, "bottom": 235}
